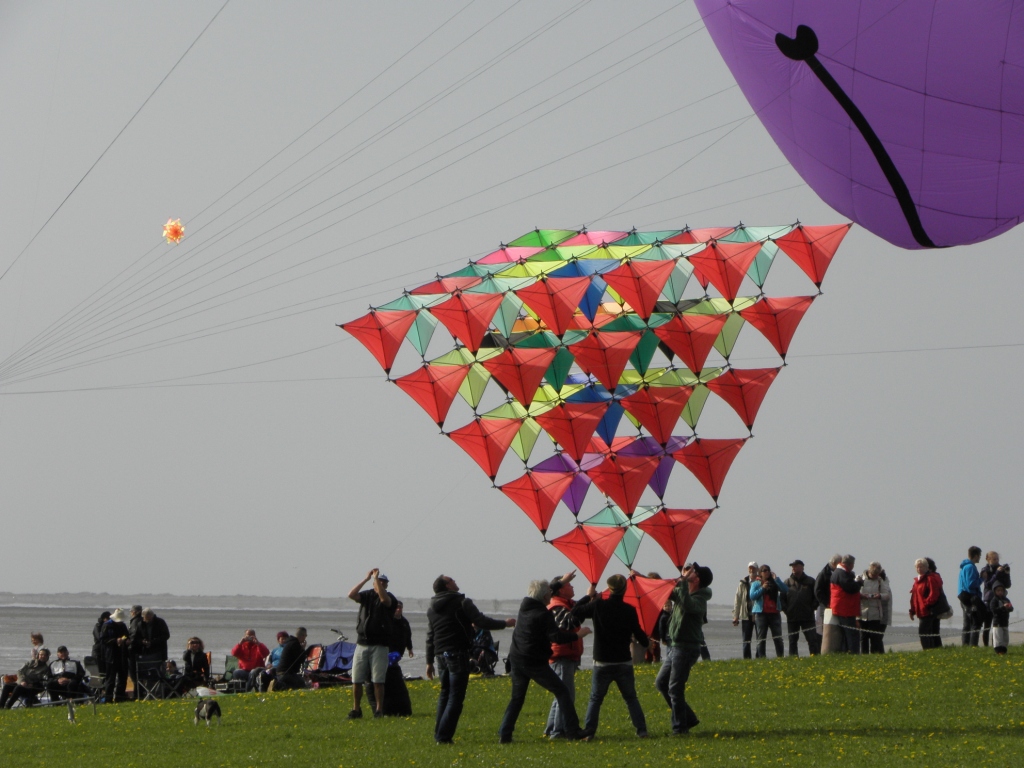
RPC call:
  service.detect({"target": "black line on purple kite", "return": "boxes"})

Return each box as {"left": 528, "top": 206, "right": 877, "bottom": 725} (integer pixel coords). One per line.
{"left": 776, "top": 24, "right": 940, "bottom": 249}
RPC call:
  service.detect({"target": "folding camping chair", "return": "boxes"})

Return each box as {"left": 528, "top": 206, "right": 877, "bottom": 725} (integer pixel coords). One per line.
{"left": 135, "top": 659, "right": 167, "bottom": 701}
{"left": 216, "top": 656, "right": 247, "bottom": 694}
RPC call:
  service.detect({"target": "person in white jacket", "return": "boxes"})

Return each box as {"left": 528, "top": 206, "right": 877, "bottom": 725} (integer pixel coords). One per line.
{"left": 859, "top": 562, "right": 892, "bottom": 653}
{"left": 731, "top": 562, "right": 758, "bottom": 659}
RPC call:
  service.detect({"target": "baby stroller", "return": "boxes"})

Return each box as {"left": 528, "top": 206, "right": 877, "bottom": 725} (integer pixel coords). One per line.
{"left": 310, "top": 630, "right": 355, "bottom": 687}
{"left": 468, "top": 628, "right": 500, "bottom": 676}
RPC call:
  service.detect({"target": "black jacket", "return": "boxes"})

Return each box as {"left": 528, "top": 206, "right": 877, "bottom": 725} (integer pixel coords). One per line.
{"left": 508, "top": 596, "right": 578, "bottom": 665}
{"left": 355, "top": 589, "right": 397, "bottom": 646}
{"left": 390, "top": 617, "right": 413, "bottom": 656}
{"left": 17, "top": 659, "right": 53, "bottom": 688}
{"left": 182, "top": 649, "right": 209, "bottom": 682}
{"left": 143, "top": 616, "right": 171, "bottom": 661}
{"left": 573, "top": 594, "right": 648, "bottom": 663}
{"left": 101, "top": 620, "right": 130, "bottom": 664}
{"left": 814, "top": 564, "right": 834, "bottom": 608}
{"left": 276, "top": 636, "right": 306, "bottom": 675}
{"left": 981, "top": 564, "right": 1012, "bottom": 602}
{"left": 425, "top": 591, "right": 506, "bottom": 665}
{"left": 783, "top": 573, "right": 818, "bottom": 622}
{"left": 129, "top": 614, "right": 145, "bottom": 654}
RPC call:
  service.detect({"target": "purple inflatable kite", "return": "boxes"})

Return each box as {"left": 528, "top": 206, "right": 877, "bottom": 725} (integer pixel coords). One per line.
{"left": 696, "top": 0, "right": 1024, "bottom": 250}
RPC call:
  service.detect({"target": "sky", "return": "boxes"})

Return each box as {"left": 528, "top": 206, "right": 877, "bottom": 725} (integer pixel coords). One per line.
{"left": 0, "top": 1, "right": 1021, "bottom": 604}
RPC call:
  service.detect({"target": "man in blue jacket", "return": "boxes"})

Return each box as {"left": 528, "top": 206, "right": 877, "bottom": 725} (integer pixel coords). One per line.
{"left": 957, "top": 546, "right": 984, "bottom": 646}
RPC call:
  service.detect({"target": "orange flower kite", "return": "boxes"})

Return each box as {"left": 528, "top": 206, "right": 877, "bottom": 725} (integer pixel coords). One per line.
{"left": 163, "top": 218, "right": 185, "bottom": 244}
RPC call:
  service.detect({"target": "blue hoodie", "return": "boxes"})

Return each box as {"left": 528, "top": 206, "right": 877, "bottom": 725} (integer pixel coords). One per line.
{"left": 958, "top": 558, "right": 982, "bottom": 599}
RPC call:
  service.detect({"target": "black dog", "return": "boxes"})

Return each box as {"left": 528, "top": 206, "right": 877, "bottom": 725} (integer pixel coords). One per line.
{"left": 194, "top": 697, "right": 222, "bottom": 726}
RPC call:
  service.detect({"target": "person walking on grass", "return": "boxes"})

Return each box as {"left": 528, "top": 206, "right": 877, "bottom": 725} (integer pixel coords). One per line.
{"left": 347, "top": 568, "right": 396, "bottom": 719}
{"left": 656, "top": 563, "right": 713, "bottom": 736}
{"left": 544, "top": 570, "right": 592, "bottom": 739}
{"left": 731, "top": 562, "right": 758, "bottom": 659}
{"left": 783, "top": 560, "right": 819, "bottom": 656}
{"left": 958, "top": 546, "right": 984, "bottom": 647}
{"left": 426, "top": 574, "right": 515, "bottom": 745}
{"left": 498, "top": 579, "right": 586, "bottom": 743}
{"left": 574, "top": 573, "right": 649, "bottom": 740}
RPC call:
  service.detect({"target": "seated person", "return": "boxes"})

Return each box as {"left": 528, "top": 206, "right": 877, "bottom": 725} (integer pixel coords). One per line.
{"left": 182, "top": 637, "right": 210, "bottom": 689}
{"left": 231, "top": 629, "right": 269, "bottom": 691}
{"left": 47, "top": 646, "right": 87, "bottom": 701}
{"left": 250, "top": 632, "right": 288, "bottom": 693}
{"left": 1, "top": 648, "right": 53, "bottom": 708}
{"left": 268, "top": 628, "right": 307, "bottom": 691}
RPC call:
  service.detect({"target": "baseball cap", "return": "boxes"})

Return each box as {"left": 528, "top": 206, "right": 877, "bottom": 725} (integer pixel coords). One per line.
{"left": 789, "top": 559, "right": 805, "bottom": 567}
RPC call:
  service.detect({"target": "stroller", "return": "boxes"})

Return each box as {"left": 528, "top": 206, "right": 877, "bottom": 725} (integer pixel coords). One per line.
{"left": 468, "top": 628, "right": 500, "bottom": 676}
{"left": 307, "top": 631, "right": 355, "bottom": 687}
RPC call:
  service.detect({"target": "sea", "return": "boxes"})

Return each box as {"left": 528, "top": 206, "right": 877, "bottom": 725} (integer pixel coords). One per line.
{"left": 0, "top": 592, "right": 959, "bottom": 676}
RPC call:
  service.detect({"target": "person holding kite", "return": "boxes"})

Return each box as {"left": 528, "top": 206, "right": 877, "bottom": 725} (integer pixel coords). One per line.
{"left": 498, "top": 579, "right": 587, "bottom": 743}
{"left": 544, "top": 570, "right": 593, "bottom": 740}
{"left": 655, "top": 563, "right": 713, "bottom": 736}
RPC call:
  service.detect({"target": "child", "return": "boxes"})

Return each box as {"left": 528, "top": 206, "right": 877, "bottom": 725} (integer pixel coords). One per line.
{"left": 988, "top": 583, "right": 1014, "bottom": 655}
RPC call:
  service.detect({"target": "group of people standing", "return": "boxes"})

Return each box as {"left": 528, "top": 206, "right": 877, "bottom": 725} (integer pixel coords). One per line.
{"left": 731, "top": 549, "right": 1014, "bottom": 657}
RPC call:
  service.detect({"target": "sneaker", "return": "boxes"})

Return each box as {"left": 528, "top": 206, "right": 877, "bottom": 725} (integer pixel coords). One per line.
{"left": 637, "top": 732, "right": 649, "bottom": 739}
{"left": 347, "top": 708, "right": 362, "bottom": 719}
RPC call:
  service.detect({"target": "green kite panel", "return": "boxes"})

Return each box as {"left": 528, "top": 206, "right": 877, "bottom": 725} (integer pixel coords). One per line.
{"left": 713, "top": 313, "right": 746, "bottom": 358}
{"left": 681, "top": 384, "right": 711, "bottom": 429}
{"left": 406, "top": 309, "right": 438, "bottom": 356}
{"left": 510, "top": 418, "right": 543, "bottom": 463}
{"left": 543, "top": 346, "right": 575, "bottom": 391}
{"left": 457, "top": 363, "right": 490, "bottom": 408}
{"left": 507, "top": 229, "right": 577, "bottom": 248}
{"left": 492, "top": 294, "right": 524, "bottom": 338}
{"left": 628, "top": 331, "right": 661, "bottom": 376}
{"left": 612, "top": 230, "right": 681, "bottom": 245}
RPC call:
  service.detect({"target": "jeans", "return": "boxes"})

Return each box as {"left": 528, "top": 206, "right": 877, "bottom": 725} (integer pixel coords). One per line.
{"left": 960, "top": 599, "right": 983, "bottom": 646}
{"left": 435, "top": 652, "right": 470, "bottom": 743}
{"left": 786, "top": 619, "right": 820, "bottom": 656}
{"left": 919, "top": 616, "right": 942, "bottom": 649}
{"left": 544, "top": 659, "right": 578, "bottom": 737}
{"left": 498, "top": 659, "right": 579, "bottom": 742}
{"left": 740, "top": 619, "right": 754, "bottom": 659}
{"left": 754, "top": 613, "right": 784, "bottom": 658}
{"left": 860, "top": 620, "right": 885, "bottom": 654}
{"left": 584, "top": 664, "right": 647, "bottom": 736}
{"left": 655, "top": 645, "right": 701, "bottom": 734}
{"left": 835, "top": 615, "right": 860, "bottom": 654}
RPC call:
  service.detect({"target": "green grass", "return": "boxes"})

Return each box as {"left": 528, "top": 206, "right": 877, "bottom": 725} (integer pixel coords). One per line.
{"left": 2, "top": 647, "right": 1023, "bottom": 767}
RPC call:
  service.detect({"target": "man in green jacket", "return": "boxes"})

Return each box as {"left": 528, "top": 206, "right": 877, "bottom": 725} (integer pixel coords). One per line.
{"left": 655, "top": 563, "right": 713, "bottom": 735}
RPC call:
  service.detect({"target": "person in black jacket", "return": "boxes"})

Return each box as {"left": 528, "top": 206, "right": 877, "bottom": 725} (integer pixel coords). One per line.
{"left": 814, "top": 554, "right": 842, "bottom": 638}
{"left": 346, "top": 568, "right": 396, "bottom": 719}
{"left": 91, "top": 611, "right": 110, "bottom": 674}
{"left": 127, "top": 605, "right": 145, "bottom": 698}
{"left": 426, "top": 575, "right": 515, "bottom": 744}
{"left": 182, "top": 637, "right": 211, "bottom": 689}
{"left": 140, "top": 609, "right": 171, "bottom": 662}
{"left": 784, "top": 560, "right": 820, "bottom": 656}
{"left": 102, "top": 609, "right": 131, "bottom": 703}
{"left": 574, "top": 574, "right": 649, "bottom": 739}
{"left": 269, "top": 628, "right": 307, "bottom": 691}
{"left": 497, "top": 579, "right": 585, "bottom": 743}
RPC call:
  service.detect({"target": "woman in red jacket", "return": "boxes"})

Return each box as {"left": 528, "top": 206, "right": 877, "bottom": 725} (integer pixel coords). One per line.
{"left": 910, "top": 558, "right": 943, "bottom": 649}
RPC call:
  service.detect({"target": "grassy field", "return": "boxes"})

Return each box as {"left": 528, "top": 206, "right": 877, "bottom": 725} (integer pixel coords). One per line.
{"left": 1, "top": 647, "right": 1022, "bottom": 767}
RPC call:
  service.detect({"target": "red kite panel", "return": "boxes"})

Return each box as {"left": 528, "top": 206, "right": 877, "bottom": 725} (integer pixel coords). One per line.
{"left": 534, "top": 401, "right": 609, "bottom": 461}
{"left": 568, "top": 331, "right": 643, "bottom": 390}
{"left": 672, "top": 437, "right": 747, "bottom": 501}
{"left": 430, "top": 292, "right": 505, "bottom": 352}
{"left": 652, "top": 314, "right": 729, "bottom": 373}
{"left": 447, "top": 417, "right": 522, "bottom": 480}
{"left": 549, "top": 525, "right": 626, "bottom": 584}
{"left": 739, "top": 296, "right": 815, "bottom": 360}
{"left": 481, "top": 347, "right": 558, "bottom": 407}
{"left": 773, "top": 224, "right": 851, "bottom": 288}
{"left": 515, "top": 277, "right": 592, "bottom": 335}
{"left": 498, "top": 471, "right": 575, "bottom": 534}
{"left": 705, "top": 367, "right": 780, "bottom": 430}
{"left": 620, "top": 386, "right": 694, "bottom": 444}
{"left": 687, "top": 241, "right": 761, "bottom": 301}
{"left": 636, "top": 508, "right": 713, "bottom": 568}
{"left": 587, "top": 454, "right": 662, "bottom": 515}
{"left": 393, "top": 364, "right": 470, "bottom": 426}
{"left": 340, "top": 309, "right": 418, "bottom": 374}
{"left": 602, "top": 259, "right": 677, "bottom": 318}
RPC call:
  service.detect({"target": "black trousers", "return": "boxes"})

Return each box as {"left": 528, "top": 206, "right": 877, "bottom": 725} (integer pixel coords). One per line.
{"left": 787, "top": 619, "right": 820, "bottom": 656}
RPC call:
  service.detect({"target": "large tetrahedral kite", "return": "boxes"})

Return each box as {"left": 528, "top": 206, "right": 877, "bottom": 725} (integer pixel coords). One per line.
{"left": 343, "top": 223, "right": 849, "bottom": 586}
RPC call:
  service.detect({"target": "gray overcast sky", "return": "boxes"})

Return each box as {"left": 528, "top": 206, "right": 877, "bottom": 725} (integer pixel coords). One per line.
{"left": 1, "top": 1, "right": 1020, "bottom": 604}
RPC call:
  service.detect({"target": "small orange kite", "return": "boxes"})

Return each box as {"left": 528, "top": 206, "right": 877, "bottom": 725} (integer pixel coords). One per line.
{"left": 163, "top": 218, "right": 185, "bottom": 244}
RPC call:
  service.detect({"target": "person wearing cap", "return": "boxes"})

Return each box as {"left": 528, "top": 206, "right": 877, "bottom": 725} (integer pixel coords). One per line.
{"left": 426, "top": 574, "right": 515, "bottom": 744}
{"left": 498, "top": 578, "right": 586, "bottom": 743}
{"left": 543, "top": 570, "right": 593, "bottom": 739}
{"left": 101, "top": 609, "right": 131, "bottom": 703}
{"left": 656, "top": 563, "right": 713, "bottom": 735}
{"left": 347, "top": 568, "right": 397, "bottom": 719}
{"left": 573, "top": 573, "right": 649, "bottom": 739}
{"left": 47, "top": 646, "right": 87, "bottom": 701}
{"left": 251, "top": 631, "right": 290, "bottom": 693}
{"left": 783, "top": 560, "right": 820, "bottom": 656}
{"left": 731, "top": 562, "right": 759, "bottom": 660}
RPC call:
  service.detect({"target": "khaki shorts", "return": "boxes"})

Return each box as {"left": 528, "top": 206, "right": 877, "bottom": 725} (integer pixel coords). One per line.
{"left": 352, "top": 644, "right": 389, "bottom": 684}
